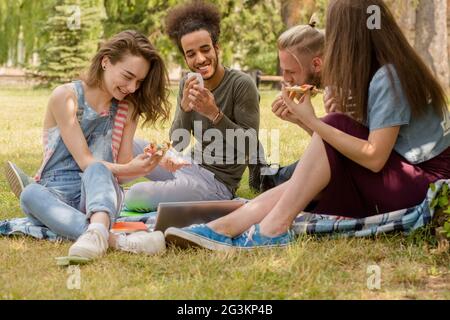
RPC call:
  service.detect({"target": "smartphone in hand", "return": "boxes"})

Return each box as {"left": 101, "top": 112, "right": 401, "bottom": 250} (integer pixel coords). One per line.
{"left": 187, "top": 72, "right": 204, "bottom": 89}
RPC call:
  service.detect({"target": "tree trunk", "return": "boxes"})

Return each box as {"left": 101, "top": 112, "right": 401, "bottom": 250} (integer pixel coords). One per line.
{"left": 415, "top": 0, "right": 449, "bottom": 88}
{"left": 280, "top": 0, "right": 303, "bottom": 28}
{"left": 385, "top": 0, "right": 416, "bottom": 45}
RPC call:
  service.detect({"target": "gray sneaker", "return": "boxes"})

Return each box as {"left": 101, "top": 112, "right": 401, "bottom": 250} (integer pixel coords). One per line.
{"left": 4, "top": 161, "right": 34, "bottom": 199}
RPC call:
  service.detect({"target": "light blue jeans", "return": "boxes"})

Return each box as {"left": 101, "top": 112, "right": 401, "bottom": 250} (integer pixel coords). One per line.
{"left": 124, "top": 139, "right": 233, "bottom": 212}
{"left": 20, "top": 162, "right": 123, "bottom": 240}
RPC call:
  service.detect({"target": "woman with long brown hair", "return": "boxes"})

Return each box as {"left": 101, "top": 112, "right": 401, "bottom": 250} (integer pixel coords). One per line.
{"left": 164, "top": 0, "right": 450, "bottom": 250}
{"left": 17, "top": 30, "right": 173, "bottom": 259}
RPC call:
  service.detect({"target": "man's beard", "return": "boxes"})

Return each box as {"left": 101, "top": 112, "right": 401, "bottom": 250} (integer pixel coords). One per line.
{"left": 303, "top": 70, "right": 322, "bottom": 88}
{"left": 203, "top": 48, "right": 219, "bottom": 81}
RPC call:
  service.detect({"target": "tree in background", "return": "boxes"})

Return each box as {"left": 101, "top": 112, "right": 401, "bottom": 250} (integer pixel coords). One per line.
{"left": 90, "top": 0, "right": 285, "bottom": 75}
{"left": 387, "top": 0, "right": 449, "bottom": 88}
{"left": 37, "top": 0, "right": 104, "bottom": 84}
{"left": 415, "top": 0, "right": 449, "bottom": 88}
{"left": 0, "top": 0, "right": 286, "bottom": 77}
{"left": 385, "top": 0, "right": 416, "bottom": 43}
{"left": 219, "top": 0, "right": 283, "bottom": 74}
{"left": 0, "top": 0, "right": 448, "bottom": 87}
{"left": 0, "top": 0, "right": 49, "bottom": 66}
{"left": 282, "top": 0, "right": 313, "bottom": 27}
{"left": 102, "top": 0, "right": 177, "bottom": 63}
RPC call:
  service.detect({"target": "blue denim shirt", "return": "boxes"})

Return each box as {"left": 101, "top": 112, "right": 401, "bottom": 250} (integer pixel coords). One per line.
{"left": 366, "top": 65, "right": 450, "bottom": 164}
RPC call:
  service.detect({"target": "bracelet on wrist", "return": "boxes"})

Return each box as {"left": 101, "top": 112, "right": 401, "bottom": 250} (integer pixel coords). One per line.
{"left": 212, "top": 110, "right": 223, "bottom": 125}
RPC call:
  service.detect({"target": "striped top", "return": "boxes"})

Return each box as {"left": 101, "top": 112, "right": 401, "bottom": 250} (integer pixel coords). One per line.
{"left": 111, "top": 101, "right": 129, "bottom": 162}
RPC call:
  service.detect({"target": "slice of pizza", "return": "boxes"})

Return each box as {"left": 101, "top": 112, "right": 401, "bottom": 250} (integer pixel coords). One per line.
{"left": 285, "top": 84, "right": 321, "bottom": 97}
{"left": 143, "top": 141, "right": 172, "bottom": 156}
{"left": 143, "top": 141, "right": 172, "bottom": 154}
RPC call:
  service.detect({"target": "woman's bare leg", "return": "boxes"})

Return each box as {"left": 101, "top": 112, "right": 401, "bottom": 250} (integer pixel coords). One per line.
{"left": 208, "top": 133, "right": 331, "bottom": 238}
{"left": 259, "top": 134, "right": 331, "bottom": 236}
{"left": 208, "top": 180, "right": 292, "bottom": 237}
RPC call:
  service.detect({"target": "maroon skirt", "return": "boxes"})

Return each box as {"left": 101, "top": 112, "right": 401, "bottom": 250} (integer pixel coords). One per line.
{"left": 310, "top": 113, "right": 450, "bottom": 218}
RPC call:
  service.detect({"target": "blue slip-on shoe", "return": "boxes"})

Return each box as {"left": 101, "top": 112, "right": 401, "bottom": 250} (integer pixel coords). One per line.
{"left": 232, "top": 224, "right": 295, "bottom": 249}
{"left": 164, "top": 224, "right": 233, "bottom": 251}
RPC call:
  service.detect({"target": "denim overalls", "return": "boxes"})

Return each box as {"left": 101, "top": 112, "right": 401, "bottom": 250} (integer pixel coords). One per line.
{"left": 20, "top": 81, "right": 124, "bottom": 240}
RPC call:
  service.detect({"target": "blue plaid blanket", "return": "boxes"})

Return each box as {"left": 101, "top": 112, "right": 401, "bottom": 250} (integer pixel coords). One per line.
{"left": 1, "top": 180, "right": 448, "bottom": 241}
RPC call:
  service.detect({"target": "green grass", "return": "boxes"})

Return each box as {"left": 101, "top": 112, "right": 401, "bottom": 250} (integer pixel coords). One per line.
{"left": 0, "top": 85, "right": 449, "bottom": 300}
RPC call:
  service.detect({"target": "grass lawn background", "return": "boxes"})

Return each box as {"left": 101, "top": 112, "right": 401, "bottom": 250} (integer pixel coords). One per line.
{"left": 0, "top": 85, "right": 448, "bottom": 299}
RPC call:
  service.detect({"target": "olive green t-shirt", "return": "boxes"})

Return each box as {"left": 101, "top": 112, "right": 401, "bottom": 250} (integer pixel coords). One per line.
{"left": 169, "top": 68, "right": 260, "bottom": 194}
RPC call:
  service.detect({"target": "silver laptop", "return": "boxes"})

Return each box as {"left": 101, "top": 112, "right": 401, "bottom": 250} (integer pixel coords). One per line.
{"left": 154, "top": 200, "right": 246, "bottom": 232}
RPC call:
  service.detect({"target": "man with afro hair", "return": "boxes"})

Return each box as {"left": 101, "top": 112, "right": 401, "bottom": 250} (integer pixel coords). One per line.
{"left": 126, "top": 1, "right": 260, "bottom": 211}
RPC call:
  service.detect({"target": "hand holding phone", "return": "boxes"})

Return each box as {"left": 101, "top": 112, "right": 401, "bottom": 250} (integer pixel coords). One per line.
{"left": 187, "top": 72, "right": 204, "bottom": 89}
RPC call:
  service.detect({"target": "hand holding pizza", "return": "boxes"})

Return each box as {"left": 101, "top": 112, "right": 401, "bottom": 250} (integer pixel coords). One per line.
{"left": 143, "top": 140, "right": 190, "bottom": 173}
{"left": 284, "top": 84, "right": 321, "bottom": 100}
{"left": 282, "top": 86, "right": 317, "bottom": 124}
{"left": 143, "top": 141, "right": 172, "bottom": 157}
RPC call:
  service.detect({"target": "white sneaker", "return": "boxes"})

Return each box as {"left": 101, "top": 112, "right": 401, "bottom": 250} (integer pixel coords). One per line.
{"left": 69, "top": 229, "right": 109, "bottom": 259}
{"left": 118, "top": 231, "right": 166, "bottom": 255}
